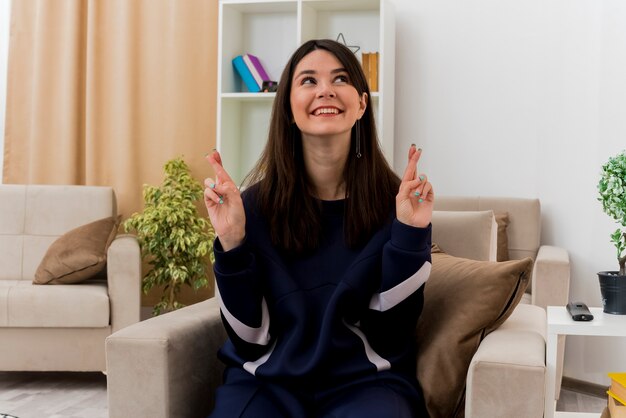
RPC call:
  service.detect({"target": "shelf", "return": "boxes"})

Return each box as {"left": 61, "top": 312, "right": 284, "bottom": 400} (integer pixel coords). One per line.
{"left": 547, "top": 307, "right": 626, "bottom": 337}
{"left": 300, "top": 1, "right": 380, "bottom": 55}
{"left": 220, "top": 2, "right": 297, "bottom": 94}
{"left": 220, "top": 0, "right": 296, "bottom": 14}
{"left": 217, "top": 0, "right": 395, "bottom": 185}
{"left": 301, "top": 0, "right": 380, "bottom": 12}
{"left": 220, "top": 92, "right": 380, "bottom": 100}
{"left": 221, "top": 92, "right": 276, "bottom": 101}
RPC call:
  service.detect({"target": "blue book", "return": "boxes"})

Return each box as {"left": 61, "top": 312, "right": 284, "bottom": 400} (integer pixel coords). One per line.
{"left": 232, "top": 55, "right": 260, "bottom": 92}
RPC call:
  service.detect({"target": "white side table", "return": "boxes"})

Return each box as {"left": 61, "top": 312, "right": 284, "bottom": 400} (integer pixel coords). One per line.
{"left": 545, "top": 306, "right": 626, "bottom": 418}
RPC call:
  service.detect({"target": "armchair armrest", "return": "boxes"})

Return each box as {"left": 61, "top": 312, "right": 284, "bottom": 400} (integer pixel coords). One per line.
{"left": 465, "top": 304, "right": 546, "bottom": 418}
{"left": 531, "top": 244, "right": 570, "bottom": 399}
{"left": 107, "top": 234, "right": 142, "bottom": 333}
{"left": 106, "top": 297, "right": 227, "bottom": 418}
{"left": 531, "top": 245, "right": 570, "bottom": 310}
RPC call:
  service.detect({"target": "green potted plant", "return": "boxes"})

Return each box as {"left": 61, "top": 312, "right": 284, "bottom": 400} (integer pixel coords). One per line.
{"left": 124, "top": 156, "right": 216, "bottom": 315}
{"left": 597, "top": 150, "right": 626, "bottom": 314}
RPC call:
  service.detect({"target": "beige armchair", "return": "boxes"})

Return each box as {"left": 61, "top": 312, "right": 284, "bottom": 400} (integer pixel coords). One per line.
{"left": 433, "top": 196, "right": 570, "bottom": 415}
{"left": 0, "top": 184, "right": 141, "bottom": 371}
{"left": 106, "top": 196, "right": 570, "bottom": 418}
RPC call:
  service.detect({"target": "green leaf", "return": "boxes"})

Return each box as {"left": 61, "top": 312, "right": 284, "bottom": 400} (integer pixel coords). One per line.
{"left": 599, "top": 151, "right": 626, "bottom": 267}
{"left": 130, "top": 156, "right": 217, "bottom": 313}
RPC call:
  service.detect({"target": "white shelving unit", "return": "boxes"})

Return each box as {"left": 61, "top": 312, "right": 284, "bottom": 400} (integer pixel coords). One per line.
{"left": 217, "top": 0, "right": 396, "bottom": 185}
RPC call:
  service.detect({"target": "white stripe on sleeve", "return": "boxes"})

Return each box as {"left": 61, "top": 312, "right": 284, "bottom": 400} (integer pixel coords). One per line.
{"left": 344, "top": 320, "right": 391, "bottom": 372}
{"left": 369, "top": 262, "right": 431, "bottom": 312}
{"left": 243, "top": 340, "right": 276, "bottom": 375}
{"left": 216, "top": 285, "right": 271, "bottom": 346}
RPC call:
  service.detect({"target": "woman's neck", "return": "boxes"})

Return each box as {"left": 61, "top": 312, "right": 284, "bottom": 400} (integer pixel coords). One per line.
{"left": 302, "top": 133, "right": 350, "bottom": 201}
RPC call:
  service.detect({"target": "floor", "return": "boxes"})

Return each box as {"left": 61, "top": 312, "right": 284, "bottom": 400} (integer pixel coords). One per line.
{"left": 0, "top": 371, "right": 608, "bottom": 418}
{"left": 0, "top": 372, "right": 107, "bottom": 418}
{"left": 556, "top": 386, "right": 608, "bottom": 413}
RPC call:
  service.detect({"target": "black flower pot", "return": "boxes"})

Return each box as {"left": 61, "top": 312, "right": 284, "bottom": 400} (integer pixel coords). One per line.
{"left": 598, "top": 271, "right": 626, "bottom": 314}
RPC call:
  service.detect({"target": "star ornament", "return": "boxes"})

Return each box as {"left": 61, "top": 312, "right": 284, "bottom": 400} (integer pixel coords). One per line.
{"left": 336, "top": 33, "right": 360, "bottom": 54}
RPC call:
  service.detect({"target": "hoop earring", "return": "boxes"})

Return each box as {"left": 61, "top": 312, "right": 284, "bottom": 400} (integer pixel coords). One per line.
{"left": 356, "top": 120, "right": 362, "bottom": 158}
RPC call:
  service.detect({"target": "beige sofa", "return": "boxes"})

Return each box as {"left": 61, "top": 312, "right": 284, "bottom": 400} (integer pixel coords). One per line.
{"left": 0, "top": 184, "right": 141, "bottom": 371}
{"left": 106, "top": 196, "right": 570, "bottom": 418}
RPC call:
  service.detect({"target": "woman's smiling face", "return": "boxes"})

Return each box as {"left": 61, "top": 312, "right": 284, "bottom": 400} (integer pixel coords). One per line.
{"left": 289, "top": 49, "right": 367, "bottom": 141}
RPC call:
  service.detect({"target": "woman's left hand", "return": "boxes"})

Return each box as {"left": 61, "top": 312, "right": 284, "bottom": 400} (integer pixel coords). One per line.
{"left": 396, "top": 145, "right": 434, "bottom": 228}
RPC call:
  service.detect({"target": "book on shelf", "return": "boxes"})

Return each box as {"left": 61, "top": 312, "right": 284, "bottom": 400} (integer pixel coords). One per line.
{"left": 361, "top": 53, "right": 370, "bottom": 91}
{"left": 608, "top": 372, "right": 626, "bottom": 418}
{"left": 369, "top": 52, "right": 379, "bottom": 92}
{"left": 609, "top": 372, "right": 626, "bottom": 406}
{"left": 361, "top": 52, "right": 379, "bottom": 92}
{"left": 243, "top": 53, "right": 271, "bottom": 89}
{"left": 232, "top": 55, "right": 260, "bottom": 93}
{"left": 609, "top": 393, "right": 626, "bottom": 418}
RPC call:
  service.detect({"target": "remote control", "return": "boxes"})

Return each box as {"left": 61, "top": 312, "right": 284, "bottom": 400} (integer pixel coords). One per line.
{"left": 566, "top": 302, "right": 594, "bottom": 321}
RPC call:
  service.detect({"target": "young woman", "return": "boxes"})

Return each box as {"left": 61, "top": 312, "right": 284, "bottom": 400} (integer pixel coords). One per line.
{"left": 204, "top": 39, "right": 434, "bottom": 418}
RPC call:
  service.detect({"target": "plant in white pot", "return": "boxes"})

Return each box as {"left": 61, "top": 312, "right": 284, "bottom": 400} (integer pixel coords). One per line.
{"left": 597, "top": 150, "right": 626, "bottom": 314}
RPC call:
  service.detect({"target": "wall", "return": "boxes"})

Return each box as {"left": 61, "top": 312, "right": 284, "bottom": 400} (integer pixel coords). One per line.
{"left": 393, "top": 0, "right": 626, "bottom": 385}
{"left": 0, "top": 0, "right": 10, "bottom": 183}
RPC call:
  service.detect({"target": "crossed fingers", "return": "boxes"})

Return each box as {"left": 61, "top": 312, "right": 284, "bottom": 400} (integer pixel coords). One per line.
{"left": 400, "top": 145, "right": 432, "bottom": 202}
{"left": 204, "top": 150, "right": 237, "bottom": 206}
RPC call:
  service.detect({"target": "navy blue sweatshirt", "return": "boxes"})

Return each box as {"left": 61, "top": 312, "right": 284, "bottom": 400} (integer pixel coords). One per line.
{"left": 213, "top": 187, "right": 432, "bottom": 392}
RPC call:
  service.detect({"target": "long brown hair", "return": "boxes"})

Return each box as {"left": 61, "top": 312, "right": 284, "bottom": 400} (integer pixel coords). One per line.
{"left": 244, "top": 39, "right": 400, "bottom": 254}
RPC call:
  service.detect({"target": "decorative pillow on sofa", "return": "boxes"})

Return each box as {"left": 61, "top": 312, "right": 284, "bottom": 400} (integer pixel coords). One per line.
{"left": 416, "top": 245, "right": 532, "bottom": 418}
{"left": 33, "top": 216, "right": 121, "bottom": 284}
{"left": 495, "top": 211, "right": 510, "bottom": 262}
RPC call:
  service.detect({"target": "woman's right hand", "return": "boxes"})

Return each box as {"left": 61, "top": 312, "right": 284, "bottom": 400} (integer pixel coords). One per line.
{"left": 204, "top": 150, "right": 246, "bottom": 251}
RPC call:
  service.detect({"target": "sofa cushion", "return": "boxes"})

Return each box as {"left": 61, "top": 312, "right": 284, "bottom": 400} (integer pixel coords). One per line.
{"left": 0, "top": 280, "right": 110, "bottom": 327}
{"left": 0, "top": 185, "right": 27, "bottom": 235}
{"left": 24, "top": 185, "right": 116, "bottom": 236}
{"left": 465, "top": 305, "right": 547, "bottom": 418}
{"left": 495, "top": 211, "right": 510, "bottom": 262}
{"left": 0, "top": 185, "right": 118, "bottom": 281}
{"left": 33, "top": 216, "right": 120, "bottom": 285}
{"left": 416, "top": 245, "right": 532, "bottom": 418}
{"left": 0, "top": 283, "right": 11, "bottom": 325}
{"left": 0, "top": 236, "right": 24, "bottom": 280}
{"left": 433, "top": 196, "right": 541, "bottom": 261}
{"left": 432, "top": 210, "right": 497, "bottom": 261}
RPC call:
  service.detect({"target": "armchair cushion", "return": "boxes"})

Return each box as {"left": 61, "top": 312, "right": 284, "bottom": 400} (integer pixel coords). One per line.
{"left": 494, "top": 211, "right": 510, "bottom": 262}
{"left": 432, "top": 210, "right": 498, "bottom": 261}
{"left": 33, "top": 215, "right": 120, "bottom": 284}
{"left": 416, "top": 246, "right": 532, "bottom": 418}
